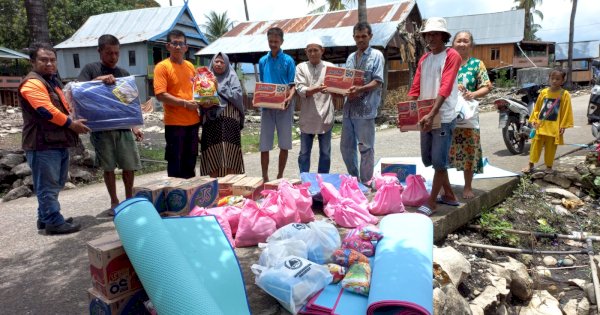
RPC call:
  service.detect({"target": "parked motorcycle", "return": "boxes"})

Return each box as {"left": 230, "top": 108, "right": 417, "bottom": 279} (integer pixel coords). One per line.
{"left": 493, "top": 84, "right": 544, "bottom": 154}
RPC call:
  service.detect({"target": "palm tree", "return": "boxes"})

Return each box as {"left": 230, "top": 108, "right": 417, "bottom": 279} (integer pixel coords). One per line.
{"left": 306, "top": 0, "right": 367, "bottom": 23}
{"left": 513, "top": 0, "right": 544, "bottom": 40}
{"left": 203, "top": 11, "right": 233, "bottom": 43}
{"left": 566, "top": 0, "right": 577, "bottom": 88}
{"left": 24, "top": 0, "right": 50, "bottom": 45}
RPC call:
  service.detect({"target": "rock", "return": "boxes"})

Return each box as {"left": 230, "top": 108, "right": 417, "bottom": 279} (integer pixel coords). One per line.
{"left": 519, "top": 254, "right": 534, "bottom": 266}
{"left": 433, "top": 246, "right": 471, "bottom": 286}
{"left": 568, "top": 186, "right": 583, "bottom": 197}
{"left": 469, "top": 285, "right": 501, "bottom": 312}
{"left": 562, "top": 258, "right": 574, "bottom": 267}
{"left": 519, "top": 290, "right": 561, "bottom": 315}
{"left": 486, "top": 272, "right": 510, "bottom": 295}
{"left": 531, "top": 171, "right": 545, "bottom": 179}
{"left": 473, "top": 289, "right": 481, "bottom": 296}
{"left": 469, "top": 304, "right": 485, "bottom": 315}
{"left": 22, "top": 175, "right": 33, "bottom": 187}
{"left": 11, "top": 179, "right": 22, "bottom": 189}
{"left": 583, "top": 196, "right": 594, "bottom": 203}
{"left": 535, "top": 266, "right": 551, "bottom": 277}
{"left": 578, "top": 297, "right": 590, "bottom": 314}
{"left": 63, "top": 182, "right": 77, "bottom": 190}
{"left": 484, "top": 249, "right": 498, "bottom": 261}
{"left": 496, "top": 303, "right": 509, "bottom": 315}
{"left": 543, "top": 256, "right": 557, "bottom": 266}
{"left": 543, "top": 174, "right": 571, "bottom": 188}
{"left": 499, "top": 257, "right": 534, "bottom": 301}
{"left": 584, "top": 283, "right": 596, "bottom": 304}
{"left": 0, "top": 153, "right": 25, "bottom": 169}
{"left": 553, "top": 205, "right": 572, "bottom": 216}
{"left": 11, "top": 162, "right": 31, "bottom": 177}
{"left": 82, "top": 150, "right": 96, "bottom": 167}
{"left": 0, "top": 168, "right": 14, "bottom": 182}
{"left": 69, "top": 169, "right": 93, "bottom": 182}
{"left": 550, "top": 199, "right": 562, "bottom": 205}
{"left": 562, "top": 299, "right": 577, "bottom": 315}
{"left": 568, "top": 279, "right": 587, "bottom": 290}
{"left": 2, "top": 185, "right": 32, "bottom": 202}
{"left": 567, "top": 254, "right": 577, "bottom": 261}
{"left": 433, "top": 287, "right": 446, "bottom": 315}
{"left": 441, "top": 284, "right": 471, "bottom": 315}
{"left": 544, "top": 187, "right": 580, "bottom": 200}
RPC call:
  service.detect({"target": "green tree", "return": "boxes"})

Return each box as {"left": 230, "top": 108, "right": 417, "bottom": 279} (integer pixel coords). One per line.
{"left": 202, "top": 11, "right": 233, "bottom": 43}
{"left": 513, "top": 0, "right": 544, "bottom": 40}
{"left": 306, "top": 0, "right": 367, "bottom": 23}
{"left": 0, "top": 0, "right": 158, "bottom": 50}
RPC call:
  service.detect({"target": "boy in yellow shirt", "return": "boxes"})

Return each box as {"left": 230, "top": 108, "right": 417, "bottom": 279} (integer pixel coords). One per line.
{"left": 523, "top": 68, "right": 573, "bottom": 173}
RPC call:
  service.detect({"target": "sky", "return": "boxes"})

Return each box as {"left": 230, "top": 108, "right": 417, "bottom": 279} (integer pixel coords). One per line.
{"left": 156, "top": 0, "right": 598, "bottom": 44}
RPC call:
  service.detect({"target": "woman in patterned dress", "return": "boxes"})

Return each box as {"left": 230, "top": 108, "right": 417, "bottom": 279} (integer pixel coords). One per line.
{"left": 200, "top": 52, "right": 245, "bottom": 177}
{"left": 449, "top": 31, "right": 493, "bottom": 199}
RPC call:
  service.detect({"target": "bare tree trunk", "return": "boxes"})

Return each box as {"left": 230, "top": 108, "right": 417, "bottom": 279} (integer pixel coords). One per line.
{"left": 24, "top": 0, "right": 50, "bottom": 45}
{"left": 358, "top": 0, "right": 367, "bottom": 23}
{"left": 243, "top": 0, "right": 249, "bottom": 21}
{"left": 566, "top": 0, "right": 577, "bottom": 88}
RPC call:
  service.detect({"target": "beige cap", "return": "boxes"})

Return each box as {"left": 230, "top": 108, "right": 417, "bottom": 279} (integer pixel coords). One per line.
{"left": 421, "top": 17, "right": 451, "bottom": 37}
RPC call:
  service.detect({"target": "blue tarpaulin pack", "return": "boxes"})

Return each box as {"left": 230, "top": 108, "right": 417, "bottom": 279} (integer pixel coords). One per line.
{"left": 68, "top": 75, "right": 143, "bottom": 131}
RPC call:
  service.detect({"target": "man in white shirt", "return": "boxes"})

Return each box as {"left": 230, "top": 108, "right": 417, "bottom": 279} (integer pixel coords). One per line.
{"left": 294, "top": 37, "right": 335, "bottom": 173}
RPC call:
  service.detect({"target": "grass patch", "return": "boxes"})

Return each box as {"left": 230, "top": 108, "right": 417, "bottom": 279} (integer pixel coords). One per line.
{"left": 137, "top": 144, "right": 167, "bottom": 174}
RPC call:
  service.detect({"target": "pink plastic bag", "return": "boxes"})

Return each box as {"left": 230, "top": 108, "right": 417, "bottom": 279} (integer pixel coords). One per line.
{"left": 368, "top": 178, "right": 405, "bottom": 215}
{"left": 370, "top": 173, "right": 399, "bottom": 190}
{"left": 403, "top": 174, "right": 430, "bottom": 207}
{"left": 317, "top": 175, "right": 341, "bottom": 205}
{"left": 190, "top": 205, "right": 242, "bottom": 235}
{"left": 324, "top": 198, "right": 378, "bottom": 228}
{"left": 189, "top": 206, "right": 235, "bottom": 247}
{"left": 279, "top": 181, "right": 314, "bottom": 223}
{"left": 339, "top": 175, "right": 368, "bottom": 206}
{"left": 261, "top": 188, "right": 300, "bottom": 228}
{"left": 235, "top": 199, "right": 277, "bottom": 247}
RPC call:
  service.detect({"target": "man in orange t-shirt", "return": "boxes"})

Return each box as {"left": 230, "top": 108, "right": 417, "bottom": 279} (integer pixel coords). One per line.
{"left": 154, "top": 29, "right": 201, "bottom": 178}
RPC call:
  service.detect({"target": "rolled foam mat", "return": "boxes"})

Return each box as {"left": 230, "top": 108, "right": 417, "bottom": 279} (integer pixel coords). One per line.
{"left": 367, "top": 213, "right": 432, "bottom": 315}
{"left": 113, "top": 198, "right": 251, "bottom": 315}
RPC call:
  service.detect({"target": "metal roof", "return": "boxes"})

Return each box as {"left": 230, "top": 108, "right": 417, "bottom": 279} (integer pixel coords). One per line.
{"left": 0, "top": 47, "right": 29, "bottom": 60}
{"left": 555, "top": 40, "right": 600, "bottom": 60}
{"left": 55, "top": 5, "right": 208, "bottom": 49}
{"left": 445, "top": 9, "right": 525, "bottom": 45}
{"left": 196, "top": 1, "right": 419, "bottom": 63}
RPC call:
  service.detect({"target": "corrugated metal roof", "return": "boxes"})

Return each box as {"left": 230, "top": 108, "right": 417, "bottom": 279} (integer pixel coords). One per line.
{"left": 0, "top": 47, "right": 29, "bottom": 59}
{"left": 445, "top": 9, "right": 525, "bottom": 45}
{"left": 197, "top": 1, "right": 416, "bottom": 57}
{"left": 55, "top": 5, "right": 208, "bottom": 49}
{"left": 555, "top": 41, "right": 600, "bottom": 60}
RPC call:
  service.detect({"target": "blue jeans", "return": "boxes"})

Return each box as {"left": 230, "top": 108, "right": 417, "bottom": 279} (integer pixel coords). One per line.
{"left": 420, "top": 120, "right": 457, "bottom": 170}
{"left": 26, "top": 149, "right": 69, "bottom": 225}
{"left": 298, "top": 130, "right": 332, "bottom": 173}
{"left": 340, "top": 117, "right": 375, "bottom": 183}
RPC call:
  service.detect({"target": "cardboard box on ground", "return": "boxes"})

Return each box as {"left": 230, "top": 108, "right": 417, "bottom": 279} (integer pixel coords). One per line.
{"left": 133, "top": 176, "right": 218, "bottom": 216}
{"left": 264, "top": 178, "right": 302, "bottom": 191}
{"left": 88, "top": 287, "right": 150, "bottom": 315}
{"left": 217, "top": 174, "right": 247, "bottom": 198}
{"left": 232, "top": 177, "right": 265, "bottom": 200}
{"left": 87, "top": 233, "right": 142, "bottom": 300}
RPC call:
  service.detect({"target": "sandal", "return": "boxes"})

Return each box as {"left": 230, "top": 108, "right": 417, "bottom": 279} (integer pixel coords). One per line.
{"left": 436, "top": 196, "right": 460, "bottom": 206}
{"left": 544, "top": 168, "right": 554, "bottom": 174}
{"left": 521, "top": 167, "right": 536, "bottom": 174}
{"left": 417, "top": 205, "right": 436, "bottom": 217}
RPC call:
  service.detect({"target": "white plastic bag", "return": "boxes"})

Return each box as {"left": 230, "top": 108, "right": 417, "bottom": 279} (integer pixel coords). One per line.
{"left": 266, "top": 222, "right": 314, "bottom": 244}
{"left": 252, "top": 256, "right": 333, "bottom": 314}
{"left": 306, "top": 220, "right": 341, "bottom": 264}
{"left": 258, "top": 239, "right": 308, "bottom": 267}
{"left": 455, "top": 94, "right": 479, "bottom": 129}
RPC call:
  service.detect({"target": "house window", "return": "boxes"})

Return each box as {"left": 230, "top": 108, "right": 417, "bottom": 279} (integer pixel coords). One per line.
{"left": 490, "top": 48, "right": 500, "bottom": 61}
{"left": 73, "top": 54, "right": 80, "bottom": 69}
{"left": 128, "top": 50, "right": 136, "bottom": 66}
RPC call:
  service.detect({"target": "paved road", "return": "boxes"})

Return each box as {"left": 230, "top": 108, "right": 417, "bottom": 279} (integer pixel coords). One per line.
{"left": 0, "top": 94, "right": 594, "bottom": 314}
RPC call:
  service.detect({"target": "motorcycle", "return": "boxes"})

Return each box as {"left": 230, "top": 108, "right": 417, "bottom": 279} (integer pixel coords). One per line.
{"left": 493, "top": 84, "right": 544, "bottom": 154}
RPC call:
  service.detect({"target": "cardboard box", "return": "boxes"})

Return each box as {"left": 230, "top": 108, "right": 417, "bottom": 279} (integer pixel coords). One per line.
{"left": 88, "top": 288, "right": 150, "bottom": 315}
{"left": 232, "top": 177, "right": 264, "bottom": 200}
{"left": 381, "top": 163, "right": 417, "bottom": 184}
{"left": 253, "top": 83, "right": 288, "bottom": 109}
{"left": 164, "top": 177, "right": 218, "bottom": 215}
{"left": 217, "top": 174, "right": 247, "bottom": 197}
{"left": 263, "top": 178, "right": 302, "bottom": 191}
{"left": 397, "top": 99, "right": 441, "bottom": 131}
{"left": 87, "top": 234, "right": 142, "bottom": 300}
{"left": 132, "top": 178, "right": 183, "bottom": 214}
{"left": 323, "top": 66, "right": 364, "bottom": 94}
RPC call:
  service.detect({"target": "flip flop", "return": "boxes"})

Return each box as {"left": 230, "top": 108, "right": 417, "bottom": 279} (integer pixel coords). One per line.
{"left": 521, "top": 167, "right": 536, "bottom": 174}
{"left": 417, "top": 205, "right": 436, "bottom": 216}
{"left": 436, "top": 196, "right": 460, "bottom": 207}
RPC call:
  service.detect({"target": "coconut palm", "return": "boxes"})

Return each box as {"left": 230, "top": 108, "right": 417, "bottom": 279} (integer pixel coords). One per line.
{"left": 306, "top": 0, "right": 367, "bottom": 23}
{"left": 513, "top": 0, "right": 544, "bottom": 40}
{"left": 566, "top": 0, "right": 577, "bottom": 87}
{"left": 24, "top": 0, "right": 50, "bottom": 44}
{"left": 203, "top": 11, "right": 233, "bottom": 43}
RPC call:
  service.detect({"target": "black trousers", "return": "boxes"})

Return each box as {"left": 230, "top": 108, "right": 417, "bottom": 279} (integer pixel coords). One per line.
{"left": 164, "top": 123, "right": 200, "bottom": 179}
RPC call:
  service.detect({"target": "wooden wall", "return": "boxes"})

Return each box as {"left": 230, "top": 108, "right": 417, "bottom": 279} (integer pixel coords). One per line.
{"left": 472, "top": 44, "right": 514, "bottom": 70}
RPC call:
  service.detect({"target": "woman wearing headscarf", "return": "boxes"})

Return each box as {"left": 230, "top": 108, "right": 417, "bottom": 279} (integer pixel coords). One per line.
{"left": 200, "top": 52, "right": 245, "bottom": 177}
{"left": 449, "top": 31, "right": 493, "bottom": 199}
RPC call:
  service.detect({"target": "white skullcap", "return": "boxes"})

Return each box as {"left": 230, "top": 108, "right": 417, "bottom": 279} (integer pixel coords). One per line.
{"left": 306, "top": 36, "right": 324, "bottom": 48}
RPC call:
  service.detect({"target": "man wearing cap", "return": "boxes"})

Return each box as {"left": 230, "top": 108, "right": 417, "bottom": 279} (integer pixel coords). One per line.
{"left": 406, "top": 17, "right": 461, "bottom": 216}
{"left": 294, "top": 37, "right": 335, "bottom": 173}
{"left": 337, "top": 22, "right": 384, "bottom": 184}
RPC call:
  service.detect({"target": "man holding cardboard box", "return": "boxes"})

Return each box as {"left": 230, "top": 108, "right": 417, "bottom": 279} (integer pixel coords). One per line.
{"left": 258, "top": 27, "right": 296, "bottom": 182}
{"left": 294, "top": 37, "right": 335, "bottom": 174}
{"left": 405, "top": 17, "right": 461, "bottom": 216}
{"left": 336, "top": 22, "right": 384, "bottom": 184}
{"left": 154, "top": 30, "right": 201, "bottom": 179}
